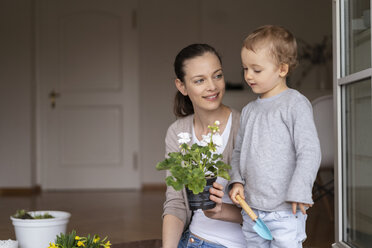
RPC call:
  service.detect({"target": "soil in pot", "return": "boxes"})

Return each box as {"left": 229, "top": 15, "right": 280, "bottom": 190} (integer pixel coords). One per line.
{"left": 186, "top": 177, "right": 217, "bottom": 210}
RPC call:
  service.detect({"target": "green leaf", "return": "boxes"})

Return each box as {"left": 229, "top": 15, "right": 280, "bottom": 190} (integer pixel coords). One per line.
{"left": 212, "top": 153, "right": 223, "bottom": 160}
{"left": 183, "top": 153, "right": 192, "bottom": 162}
{"left": 206, "top": 150, "right": 212, "bottom": 158}
{"left": 156, "top": 160, "right": 170, "bottom": 170}
{"left": 169, "top": 152, "right": 182, "bottom": 159}
{"left": 185, "top": 168, "right": 206, "bottom": 194}
{"left": 180, "top": 143, "right": 189, "bottom": 150}
{"left": 191, "top": 143, "right": 200, "bottom": 150}
{"left": 215, "top": 160, "right": 231, "bottom": 169}
{"left": 216, "top": 170, "right": 231, "bottom": 180}
{"left": 166, "top": 176, "right": 184, "bottom": 191}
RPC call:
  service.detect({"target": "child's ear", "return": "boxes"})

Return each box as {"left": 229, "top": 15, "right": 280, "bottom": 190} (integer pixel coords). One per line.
{"left": 175, "top": 79, "right": 188, "bottom": 96}
{"left": 279, "top": 63, "right": 289, "bottom": 77}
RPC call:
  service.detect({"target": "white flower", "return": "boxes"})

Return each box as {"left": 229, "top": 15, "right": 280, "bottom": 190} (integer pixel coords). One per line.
{"left": 180, "top": 161, "right": 186, "bottom": 167}
{"left": 177, "top": 132, "right": 191, "bottom": 144}
{"left": 204, "top": 170, "right": 213, "bottom": 176}
{"left": 200, "top": 133, "right": 211, "bottom": 146}
{"left": 214, "top": 120, "right": 220, "bottom": 126}
{"left": 212, "top": 133, "right": 223, "bottom": 147}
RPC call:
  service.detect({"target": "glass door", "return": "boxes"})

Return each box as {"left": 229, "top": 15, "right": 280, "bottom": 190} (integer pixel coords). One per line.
{"left": 333, "top": 0, "right": 372, "bottom": 247}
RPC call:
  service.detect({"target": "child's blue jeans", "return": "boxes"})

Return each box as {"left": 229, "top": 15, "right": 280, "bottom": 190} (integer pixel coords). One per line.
{"left": 241, "top": 208, "right": 307, "bottom": 248}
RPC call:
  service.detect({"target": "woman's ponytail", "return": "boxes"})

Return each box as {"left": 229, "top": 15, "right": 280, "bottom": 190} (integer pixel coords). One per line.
{"left": 173, "top": 91, "right": 194, "bottom": 117}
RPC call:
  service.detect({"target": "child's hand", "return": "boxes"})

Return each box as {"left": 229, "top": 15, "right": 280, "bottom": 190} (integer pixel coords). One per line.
{"left": 229, "top": 183, "right": 244, "bottom": 205}
{"left": 291, "top": 202, "right": 313, "bottom": 215}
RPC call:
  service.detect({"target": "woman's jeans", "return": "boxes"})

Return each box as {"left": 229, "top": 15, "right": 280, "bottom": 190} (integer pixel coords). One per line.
{"left": 178, "top": 229, "right": 227, "bottom": 248}
{"left": 241, "top": 209, "right": 307, "bottom": 248}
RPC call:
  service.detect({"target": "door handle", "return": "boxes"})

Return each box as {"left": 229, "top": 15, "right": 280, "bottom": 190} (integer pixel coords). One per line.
{"left": 49, "top": 90, "right": 61, "bottom": 108}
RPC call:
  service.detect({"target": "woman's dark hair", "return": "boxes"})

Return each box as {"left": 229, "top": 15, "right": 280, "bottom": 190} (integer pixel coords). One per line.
{"left": 173, "top": 44, "right": 222, "bottom": 117}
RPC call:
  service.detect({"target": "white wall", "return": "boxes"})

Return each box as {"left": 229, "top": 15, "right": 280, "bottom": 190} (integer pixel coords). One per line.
{"left": 0, "top": 0, "right": 333, "bottom": 187}
{"left": 0, "top": 0, "right": 35, "bottom": 187}
{"left": 138, "top": 0, "right": 201, "bottom": 184}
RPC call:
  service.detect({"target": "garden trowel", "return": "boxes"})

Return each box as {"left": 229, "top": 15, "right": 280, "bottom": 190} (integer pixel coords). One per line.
{"left": 236, "top": 195, "right": 273, "bottom": 241}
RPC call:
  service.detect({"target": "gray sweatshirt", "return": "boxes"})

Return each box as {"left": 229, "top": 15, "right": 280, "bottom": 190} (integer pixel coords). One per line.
{"left": 229, "top": 89, "right": 321, "bottom": 211}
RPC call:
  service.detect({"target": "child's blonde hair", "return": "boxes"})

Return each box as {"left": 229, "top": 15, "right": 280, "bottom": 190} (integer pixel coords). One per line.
{"left": 243, "top": 25, "right": 298, "bottom": 74}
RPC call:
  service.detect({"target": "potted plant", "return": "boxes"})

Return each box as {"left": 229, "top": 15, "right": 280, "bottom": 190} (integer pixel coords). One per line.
{"left": 0, "top": 240, "right": 18, "bottom": 248}
{"left": 48, "top": 230, "right": 111, "bottom": 248}
{"left": 10, "top": 209, "right": 70, "bottom": 248}
{"left": 156, "top": 121, "right": 231, "bottom": 210}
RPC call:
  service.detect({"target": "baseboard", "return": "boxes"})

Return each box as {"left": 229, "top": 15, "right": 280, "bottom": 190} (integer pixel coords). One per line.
{"left": 0, "top": 185, "right": 165, "bottom": 194}
{"left": 141, "top": 183, "right": 166, "bottom": 192}
{"left": 0, "top": 185, "right": 41, "bottom": 196}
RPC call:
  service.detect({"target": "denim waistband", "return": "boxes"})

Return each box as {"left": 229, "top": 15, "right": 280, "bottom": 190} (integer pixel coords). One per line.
{"left": 188, "top": 232, "right": 227, "bottom": 248}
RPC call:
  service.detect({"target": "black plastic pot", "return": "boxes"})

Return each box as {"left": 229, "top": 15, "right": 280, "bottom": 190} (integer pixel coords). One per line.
{"left": 186, "top": 177, "right": 217, "bottom": 210}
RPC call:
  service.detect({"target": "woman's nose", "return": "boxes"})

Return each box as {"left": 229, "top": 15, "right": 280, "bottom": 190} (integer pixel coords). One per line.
{"left": 206, "top": 78, "right": 217, "bottom": 91}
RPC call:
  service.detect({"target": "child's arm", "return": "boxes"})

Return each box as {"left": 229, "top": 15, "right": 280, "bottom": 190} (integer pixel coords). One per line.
{"left": 227, "top": 109, "right": 247, "bottom": 196}
{"left": 229, "top": 183, "right": 245, "bottom": 205}
{"left": 286, "top": 98, "right": 321, "bottom": 207}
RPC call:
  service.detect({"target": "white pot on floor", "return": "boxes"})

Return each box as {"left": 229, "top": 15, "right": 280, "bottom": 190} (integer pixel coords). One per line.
{"left": 10, "top": 211, "right": 70, "bottom": 248}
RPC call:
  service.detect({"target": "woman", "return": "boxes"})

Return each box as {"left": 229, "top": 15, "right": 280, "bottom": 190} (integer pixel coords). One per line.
{"left": 162, "top": 44, "right": 245, "bottom": 248}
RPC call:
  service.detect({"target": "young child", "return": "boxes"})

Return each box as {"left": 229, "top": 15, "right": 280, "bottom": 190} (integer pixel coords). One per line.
{"left": 229, "top": 25, "right": 321, "bottom": 247}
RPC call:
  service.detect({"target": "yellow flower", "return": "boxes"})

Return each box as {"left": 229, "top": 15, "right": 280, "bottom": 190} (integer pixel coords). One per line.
{"left": 93, "top": 236, "right": 100, "bottom": 243}
{"left": 48, "top": 243, "right": 58, "bottom": 248}
{"left": 75, "top": 236, "right": 81, "bottom": 240}
{"left": 104, "top": 241, "right": 111, "bottom": 248}
{"left": 77, "top": 240, "right": 85, "bottom": 247}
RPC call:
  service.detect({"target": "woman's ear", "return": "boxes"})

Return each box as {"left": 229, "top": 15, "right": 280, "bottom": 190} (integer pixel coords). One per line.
{"left": 279, "top": 63, "right": 289, "bottom": 77}
{"left": 175, "top": 79, "right": 187, "bottom": 96}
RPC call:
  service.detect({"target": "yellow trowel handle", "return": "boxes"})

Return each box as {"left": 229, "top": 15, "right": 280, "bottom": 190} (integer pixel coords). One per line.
{"left": 236, "top": 195, "right": 258, "bottom": 221}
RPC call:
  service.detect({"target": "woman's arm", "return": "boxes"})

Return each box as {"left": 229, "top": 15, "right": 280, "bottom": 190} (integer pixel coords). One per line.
{"left": 162, "top": 123, "right": 189, "bottom": 247}
{"left": 204, "top": 203, "right": 243, "bottom": 223}
{"left": 203, "top": 182, "right": 243, "bottom": 223}
{"left": 162, "top": 214, "right": 185, "bottom": 248}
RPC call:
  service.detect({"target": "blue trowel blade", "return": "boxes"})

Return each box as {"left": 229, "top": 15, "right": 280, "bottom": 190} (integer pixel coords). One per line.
{"left": 253, "top": 218, "right": 273, "bottom": 240}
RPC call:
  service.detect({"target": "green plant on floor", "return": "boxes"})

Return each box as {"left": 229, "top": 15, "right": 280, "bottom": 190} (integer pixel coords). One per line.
{"left": 48, "top": 230, "right": 111, "bottom": 248}
{"left": 12, "top": 209, "right": 54, "bottom": 219}
{"left": 156, "top": 121, "right": 231, "bottom": 194}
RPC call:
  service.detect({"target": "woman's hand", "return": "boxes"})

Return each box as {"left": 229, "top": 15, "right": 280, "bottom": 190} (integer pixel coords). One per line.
{"left": 209, "top": 181, "right": 224, "bottom": 203}
{"left": 203, "top": 182, "right": 224, "bottom": 219}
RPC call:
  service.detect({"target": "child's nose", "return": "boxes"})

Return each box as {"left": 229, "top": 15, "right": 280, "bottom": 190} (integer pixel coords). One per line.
{"left": 245, "top": 71, "right": 253, "bottom": 81}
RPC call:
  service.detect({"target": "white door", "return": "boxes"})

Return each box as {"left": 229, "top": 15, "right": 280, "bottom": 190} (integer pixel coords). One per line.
{"left": 333, "top": 0, "right": 372, "bottom": 247}
{"left": 37, "top": 0, "right": 140, "bottom": 189}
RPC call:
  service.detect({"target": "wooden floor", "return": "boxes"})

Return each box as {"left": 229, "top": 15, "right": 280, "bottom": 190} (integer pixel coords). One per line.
{"left": 0, "top": 189, "right": 334, "bottom": 247}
